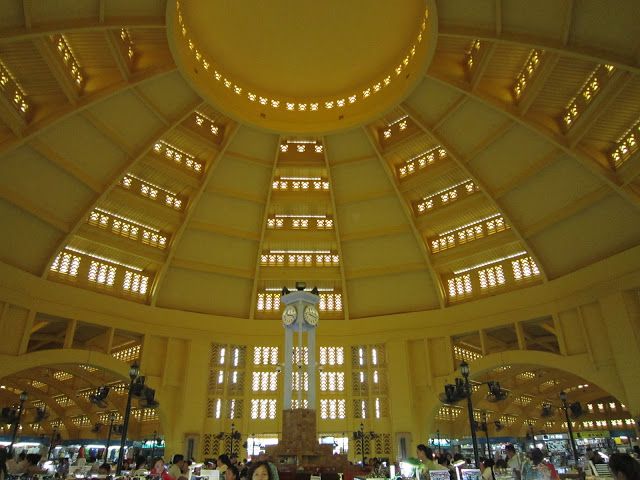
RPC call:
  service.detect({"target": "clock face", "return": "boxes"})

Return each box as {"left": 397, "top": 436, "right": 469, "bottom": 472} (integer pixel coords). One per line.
{"left": 282, "top": 305, "right": 297, "bottom": 325}
{"left": 303, "top": 305, "right": 319, "bottom": 326}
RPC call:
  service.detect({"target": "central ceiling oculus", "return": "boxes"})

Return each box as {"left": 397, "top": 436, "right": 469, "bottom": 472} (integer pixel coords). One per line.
{"left": 168, "top": 0, "right": 437, "bottom": 133}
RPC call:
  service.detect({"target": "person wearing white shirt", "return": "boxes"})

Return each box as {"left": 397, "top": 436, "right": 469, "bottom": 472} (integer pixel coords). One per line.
{"left": 506, "top": 445, "right": 523, "bottom": 480}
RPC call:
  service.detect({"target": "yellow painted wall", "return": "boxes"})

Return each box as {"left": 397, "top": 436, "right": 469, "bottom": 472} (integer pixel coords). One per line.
{"left": 0, "top": 245, "right": 639, "bottom": 461}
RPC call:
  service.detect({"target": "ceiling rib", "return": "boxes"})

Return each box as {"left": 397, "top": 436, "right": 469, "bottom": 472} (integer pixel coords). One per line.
{"left": 323, "top": 137, "right": 351, "bottom": 320}
{"left": 248, "top": 134, "right": 281, "bottom": 320}
{"left": 424, "top": 72, "right": 640, "bottom": 212}
{"left": 401, "top": 102, "right": 549, "bottom": 283}
{"left": 150, "top": 120, "right": 240, "bottom": 306}
{"left": 362, "top": 126, "right": 446, "bottom": 309}
{"left": 39, "top": 101, "right": 201, "bottom": 279}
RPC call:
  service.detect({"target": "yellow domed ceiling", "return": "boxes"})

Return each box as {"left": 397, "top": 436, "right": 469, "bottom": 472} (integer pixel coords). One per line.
{"left": 0, "top": 0, "right": 639, "bottom": 321}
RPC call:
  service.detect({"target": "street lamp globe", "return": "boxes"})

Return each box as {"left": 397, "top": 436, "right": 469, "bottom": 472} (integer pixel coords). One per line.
{"left": 129, "top": 362, "right": 140, "bottom": 380}
{"left": 559, "top": 390, "right": 567, "bottom": 402}
{"left": 460, "top": 361, "right": 470, "bottom": 377}
{"left": 19, "top": 391, "right": 28, "bottom": 402}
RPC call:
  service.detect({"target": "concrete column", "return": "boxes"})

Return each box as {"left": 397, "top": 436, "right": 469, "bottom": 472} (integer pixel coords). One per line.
{"left": 284, "top": 327, "right": 293, "bottom": 409}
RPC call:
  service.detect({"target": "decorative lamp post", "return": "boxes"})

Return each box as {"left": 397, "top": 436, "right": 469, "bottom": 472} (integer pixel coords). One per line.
{"left": 358, "top": 423, "right": 365, "bottom": 466}
{"left": 116, "top": 362, "right": 140, "bottom": 475}
{"left": 9, "top": 391, "right": 28, "bottom": 455}
{"left": 460, "top": 361, "right": 480, "bottom": 468}
{"left": 436, "top": 429, "right": 442, "bottom": 455}
{"left": 47, "top": 426, "right": 59, "bottom": 459}
{"left": 104, "top": 412, "right": 117, "bottom": 461}
{"left": 560, "top": 391, "right": 579, "bottom": 463}
{"left": 481, "top": 411, "right": 492, "bottom": 460}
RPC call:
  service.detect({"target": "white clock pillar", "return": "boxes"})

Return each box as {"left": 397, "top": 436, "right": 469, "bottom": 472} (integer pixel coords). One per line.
{"left": 281, "top": 289, "right": 320, "bottom": 410}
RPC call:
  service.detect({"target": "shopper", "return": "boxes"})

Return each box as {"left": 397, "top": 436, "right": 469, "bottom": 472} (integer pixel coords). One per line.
{"left": 521, "top": 448, "right": 559, "bottom": 480}
{"left": 248, "top": 462, "right": 272, "bottom": 480}
{"left": 609, "top": 453, "right": 640, "bottom": 480}
{"left": 225, "top": 464, "right": 240, "bottom": 480}
{"left": 150, "top": 457, "right": 172, "bottom": 480}
{"left": 506, "top": 445, "right": 524, "bottom": 480}
{"left": 169, "top": 454, "right": 188, "bottom": 480}
{"left": 481, "top": 458, "right": 495, "bottom": 480}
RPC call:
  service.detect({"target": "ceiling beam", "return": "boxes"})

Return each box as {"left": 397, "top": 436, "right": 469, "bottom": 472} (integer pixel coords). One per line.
{"left": 401, "top": 102, "right": 549, "bottom": 283}
{"left": 39, "top": 100, "right": 201, "bottom": 279}
{"left": 0, "top": 91, "right": 27, "bottom": 136}
{"left": 362, "top": 126, "right": 446, "bottom": 308}
{"left": 150, "top": 121, "right": 240, "bottom": 306}
{"left": 21, "top": 0, "right": 32, "bottom": 30}
{"left": 0, "top": 64, "right": 177, "bottom": 158}
{"left": 248, "top": 134, "right": 282, "bottom": 320}
{"left": 423, "top": 72, "right": 640, "bottom": 212}
{"left": 437, "top": 26, "right": 640, "bottom": 75}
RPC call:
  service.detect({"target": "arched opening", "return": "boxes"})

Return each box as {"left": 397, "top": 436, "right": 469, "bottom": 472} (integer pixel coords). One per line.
{"left": 424, "top": 352, "right": 635, "bottom": 462}
{"left": 0, "top": 350, "right": 164, "bottom": 463}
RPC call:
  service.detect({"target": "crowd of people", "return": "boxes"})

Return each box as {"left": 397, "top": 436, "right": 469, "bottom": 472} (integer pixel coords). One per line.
{"left": 415, "top": 443, "right": 640, "bottom": 480}
{"left": 2, "top": 443, "right": 640, "bottom": 480}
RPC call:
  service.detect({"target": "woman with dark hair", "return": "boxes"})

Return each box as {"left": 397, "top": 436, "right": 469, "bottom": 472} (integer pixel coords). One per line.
{"left": 521, "top": 448, "right": 558, "bottom": 480}
{"left": 248, "top": 462, "right": 272, "bottom": 480}
{"left": 481, "top": 458, "right": 495, "bottom": 480}
{"left": 217, "top": 455, "right": 232, "bottom": 474}
{"left": 149, "top": 457, "right": 172, "bottom": 480}
{"left": 225, "top": 464, "right": 240, "bottom": 480}
{"left": 609, "top": 453, "right": 640, "bottom": 480}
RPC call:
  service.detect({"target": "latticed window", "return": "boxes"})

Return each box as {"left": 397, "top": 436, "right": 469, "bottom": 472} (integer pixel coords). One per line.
{"left": 448, "top": 274, "right": 472, "bottom": 299}
{"left": 252, "top": 372, "right": 278, "bottom": 392}
{"left": 319, "top": 293, "right": 343, "bottom": 312}
{"left": 253, "top": 347, "right": 279, "bottom": 365}
{"left": 478, "top": 265, "right": 506, "bottom": 290}
{"left": 512, "top": 257, "right": 540, "bottom": 281}
{"left": 50, "top": 251, "right": 81, "bottom": 277}
{"left": 293, "top": 346, "right": 309, "bottom": 365}
{"left": 131, "top": 407, "right": 159, "bottom": 422}
{"left": 123, "top": 271, "right": 149, "bottom": 295}
{"left": 250, "top": 399, "right": 277, "bottom": 419}
{"left": 353, "top": 399, "right": 368, "bottom": 419}
{"left": 435, "top": 405, "right": 463, "bottom": 421}
{"left": 320, "top": 399, "right": 346, "bottom": 419}
{"left": 88, "top": 260, "right": 116, "bottom": 286}
{"left": 290, "top": 399, "right": 309, "bottom": 409}
{"left": 320, "top": 372, "right": 345, "bottom": 392}
{"left": 292, "top": 371, "right": 309, "bottom": 392}
{"left": 227, "top": 399, "right": 243, "bottom": 419}
{"left": 227, "top": 370, "right": 244, "bottom": 395}
{"left": 453, "top": 345, "right": 482, "bottom": 363}
{"left": 112, "top": 344, "right": 141, "bottom": 362}
{"left": 256, "top": 292, "right": 281, "bottom": 311}
{"left": 320, "top": 347, "right": 344, "bottom": 365}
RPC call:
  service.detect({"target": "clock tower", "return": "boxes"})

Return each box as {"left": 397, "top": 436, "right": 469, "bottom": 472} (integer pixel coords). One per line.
{"left": 281, "top": 286, "right": 320, "bottom": 410}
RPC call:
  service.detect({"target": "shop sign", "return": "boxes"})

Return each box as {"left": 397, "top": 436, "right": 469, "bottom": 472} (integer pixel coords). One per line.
{"left": 575, "top": 431, "right": 610, "bottom": 439}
